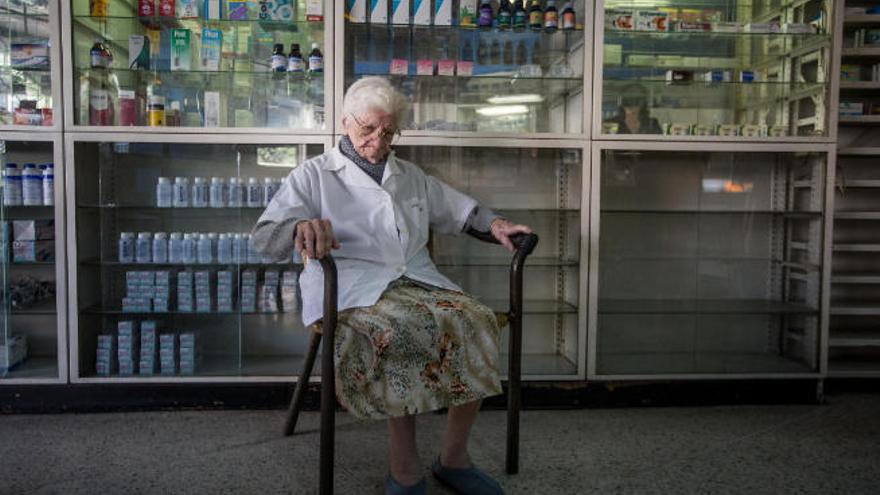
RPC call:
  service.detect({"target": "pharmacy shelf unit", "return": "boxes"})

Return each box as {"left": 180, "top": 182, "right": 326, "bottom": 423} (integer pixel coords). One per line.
{"left": 66, "top": 133, "right": 334, "bottom": 383}
{"left": 829, "top": 0, "right": 880, "bottom": 376}
{"left": 61, "top": 0, "right": 334, "bottom": 134}
{"left": 0, "top": 0, "right": 64, "bottom": 132}
{"left": 0, "top": 132, "right": 67, "bottom": 384}
{"left": 335, "top": 1, "right": 594, "bottom": 139}
{"left": 593, "top": 0, "right": 837, "bottom": 143}
{"left": 587, "top": 141, "right": 834, "bottom": 380}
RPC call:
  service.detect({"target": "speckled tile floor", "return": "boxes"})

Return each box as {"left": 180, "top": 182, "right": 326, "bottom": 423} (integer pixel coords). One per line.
{"left": 1, "top": 394, "right": 879, "bottom": 494}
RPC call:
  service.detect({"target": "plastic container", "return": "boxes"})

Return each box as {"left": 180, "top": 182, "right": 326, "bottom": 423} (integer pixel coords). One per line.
{"left": 136, "top": 232, "right": 153, "bottom": 263}
{"left": 156, "top": 177, "right": 173, "bottom": 207}
{"left": 245, "top": 233, "right": 260, "bottom": 263}
{"left": 173, "top": 177, "right": 190, "bottom": 207}
{"left": 152, "top": 232, "right": 168, "bottom": 263}
{"left": 22, "top": 163, "right": 43, "bottom": 206}
{"left": 191, "top": 177, "right": 208, "bottom": 207}
{"left": 182, "top": 233, "right": 197, "bottom": 264}
{"left": 228, "top": 177, "right": 244, "bottom": 207}
{"left": 217, "top": 233, "right": 232, "bottom": 263}
{"left": 263, "top": 177, "right": 278, "bottom": 206}
{"left": 42, "top": 164, "right": 54, "bottom": 206}
{"left": 209, "top": 177, "right": 226, "bottom": 208}
{"left": 197, "top": 233, "right": 213, "bottom": 264}
{"left": 246, "top": 177, "right": 263, "bottom": 207}
{"left": 233, "top": 233, "right": 245, "bottom": 263}
{"left": 168, "top": 232, "right": 184, "bottom": 263}
{"left": 118, "top": 232, "right": 135, "bottom": 263}
{"left": 3, "top": 163, "right": 22, "bottom": 206}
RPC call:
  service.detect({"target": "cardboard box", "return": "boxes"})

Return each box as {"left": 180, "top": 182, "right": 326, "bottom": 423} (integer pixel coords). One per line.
{"left": 412, "top": 0, "right": 430, "bottom": 25}
{"left": 433, "top": 0, "right": 451, "bottom": 26}
{"left": 11, "top": 43, "right": 49, "bottom": 68}
{"left": 170, "top": 29, "right": 192, "bottom": 71}
{"left": 305, "top": 0, "right": 323, "bottom": 21}
{"left": 459, "top": 0, "right": 477, "bottom": 27}
{"left": 200, "top": 28, "right": 222, "bottom": 71}
{"left": 370, "top": 0, "right": 388, "bottom": 23}
{"left": 13, "top": 220, "right": 54, "bottom": 241}
{"left": 12, "top": 240, "right": 54, "bottom": 262}
{"left": 347, "top": 0, "right": 366, "bottom": 22}
{"left": 204, "top": 0, "right": 222, "bottom": 19}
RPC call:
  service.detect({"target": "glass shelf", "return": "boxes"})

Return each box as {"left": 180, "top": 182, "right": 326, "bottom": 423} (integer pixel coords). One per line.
{"left": 598, "top": 298, "right": 818, "bottom": 314}
{"left": 74, "top": 14, "right": 324, "bottom": 29}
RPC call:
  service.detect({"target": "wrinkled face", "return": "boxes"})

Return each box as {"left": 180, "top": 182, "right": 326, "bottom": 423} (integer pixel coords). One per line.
{"left": 342, "top": 110, "right": 399, "bottom": 164}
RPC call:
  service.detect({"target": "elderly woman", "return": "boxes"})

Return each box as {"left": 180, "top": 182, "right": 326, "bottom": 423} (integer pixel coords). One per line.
{"left": 251, "top": 77, "right": 531, "bottom": 495}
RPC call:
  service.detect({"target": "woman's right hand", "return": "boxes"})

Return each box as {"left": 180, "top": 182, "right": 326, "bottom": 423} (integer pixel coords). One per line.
{"left": 294, "top": 219, "right": 341, "bottom": 260}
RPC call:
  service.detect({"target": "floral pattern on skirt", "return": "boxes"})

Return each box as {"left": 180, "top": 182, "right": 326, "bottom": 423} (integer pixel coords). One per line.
{"left": 334, "top": 278, "right": 503, "bottom": 420}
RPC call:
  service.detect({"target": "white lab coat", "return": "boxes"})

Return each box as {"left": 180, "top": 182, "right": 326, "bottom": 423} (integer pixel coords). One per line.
{"left": 252, "top": 146, "right": 479, "bottom": 326}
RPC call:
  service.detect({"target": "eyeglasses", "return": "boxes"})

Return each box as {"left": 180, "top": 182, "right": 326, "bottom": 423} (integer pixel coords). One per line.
{"left": 349, "top": 114, "right": 400, "bottom": 142}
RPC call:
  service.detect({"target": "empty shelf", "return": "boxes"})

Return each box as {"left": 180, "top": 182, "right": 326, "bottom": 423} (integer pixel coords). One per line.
{"left": 833, "top": 243, "right": 880, "bottom": 252}
{"left": 828, "top": 358, "right": 880, "bottom": 377}
{"left": 836, "top": 211, "right": 880, "bottom": 220}
{"left": 832, "top": 274, "right": 880, "bottom": 284}
{"left": 836, "top": 179, "right": 880, "bottom": 188}
{"left": 597, "top": 351, "right": 814, "bottom": 376}
{"left": 838, "top": 148, "right": 880, "bottom": 156}
{"left": 831, "top": 303, "right": 880, "bottom": 316}
{"left": 598, "top": 299, "right": 817, "bottom": 315}
{"left": 829, "top": 331, "right": 880, "bottom": 347}
{"left": 840, "top": 81, "right": 880, "bottom": 90}
{"left": 838, "top": 115, "right": 880, "bottom": 124}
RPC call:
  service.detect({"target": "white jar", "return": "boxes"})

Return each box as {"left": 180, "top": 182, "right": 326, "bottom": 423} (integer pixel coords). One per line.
{"left": 22, "top": 163, "right": 42, "bottom": 206}
{"left": 232, "top": 233, "right": 245, "bottom": 263}
{"left": 227, "top": 177, "right": 244, "bottom": 207}
{"left": 168, "top": 232, "right": 184, "bottom": 263}
{"left": 263, "top": 177, "right": 278, "bottom": 206}
{"left": 246, "top": 177, "right": 263, "bottom": 207}
{"left": 191, "top": 177, "right": 209, "bottom": 207}
{"left": 41, "top": 164, "right": 54, "bottom": 206}
{"left": 182, "top": 233, "right": 197, "bottom": 264}
{"left": 245, "top": 233, "right": 260, "bottom": 263}
{"left": 156, "top": 177, "right": 173, "bottom": 207}
{"left": 3, "top": 163, "right": 22, "bottom": 206}
{"left": 118, "top": 232, "right": 135, "bottom": 263}
{"left": 209, "top": 177, "right": 226, "bottom": 208}
{"left": 136, "top": 232, "right": 152, "bottom": 264}
{"left": 152, "top": 232, "right": 168, "bottom": 263}
{"left": 173, "top": 177, "right": 190, "bottom": 207}
{"left": 217, "top": 233, "right": 233, "bottom": 263}
{"left": 197, "top": 233, "right": 213, "bottom": 264}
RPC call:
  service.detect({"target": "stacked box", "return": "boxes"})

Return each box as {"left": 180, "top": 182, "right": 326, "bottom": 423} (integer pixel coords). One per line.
{"left": 281, "top": 271, "right": 299, "bottom": 313}
{"left": 217, "top": 270, "right": 234, "bottom": 312}
{"left": 0, "top": 334, "right": 27, "bottom": 373}
{"left": 12, "top": 220, "right": 54, "bottom": 241}
{"left": 154, "top": 271, "right": 171, "bottom": 313}
{"left": 95, "top": 334, "right": 117, "bottom": 376}
{"left": 12, "top": 220, "right": 56, "bottom": 263}
{"left": 139, "top": 320, "right": 158, "bottom": 375}
{"left": 178, "top": 332, "right": 196, "bottom": 375}
{"left": 159, "top": 333, "right": 177, "bottom": 375}
{"left": 117, "top": 320, "right": 139, "bottom": 376}
{"left": 195, "top": 271, "right": 212, "bottom": 313}
{"left": 123, "top": 271, "right": 154, "bottom": 313}
{"left": 259, "top": 270, "right": 279, "bottom": 313}
{"left": 178, "top": 271, "right": 194, "bottom": 312}
{"left": 240, "top": 269, "right": 257, "bottom": 313}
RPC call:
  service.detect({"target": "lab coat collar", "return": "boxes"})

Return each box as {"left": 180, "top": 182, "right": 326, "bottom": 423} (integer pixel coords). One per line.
{"left": 327, "top": 146, "right": 404, "bottom": 190}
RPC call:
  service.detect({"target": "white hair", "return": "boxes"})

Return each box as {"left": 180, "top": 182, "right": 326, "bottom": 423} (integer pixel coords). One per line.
{"left": 342, "top": 77, "right": 409, "bottom": 126}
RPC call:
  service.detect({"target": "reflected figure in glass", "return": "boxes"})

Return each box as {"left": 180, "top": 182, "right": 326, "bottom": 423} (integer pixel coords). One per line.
{"left": 606, "top": 83, "right": 663, "bottom": 135}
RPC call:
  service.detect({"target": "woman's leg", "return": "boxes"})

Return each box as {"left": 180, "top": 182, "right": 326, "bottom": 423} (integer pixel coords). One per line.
{"left": 388, "top": 414, "right": 423, "bottom": 485}
{"left": 441, "top": 399, "right": 482, "bottom": 468}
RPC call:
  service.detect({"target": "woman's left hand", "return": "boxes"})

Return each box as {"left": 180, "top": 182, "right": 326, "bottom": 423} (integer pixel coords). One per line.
{"left": 490, "top": 218, "right": 534, "bottom": 252}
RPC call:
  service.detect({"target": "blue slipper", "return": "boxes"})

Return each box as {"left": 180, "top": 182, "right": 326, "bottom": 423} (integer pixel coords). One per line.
{"left": 385, "top": 471, "right": 426, "bottom": 495}
{"left": 431, "top": 457, "right": 505, "bottom": 495}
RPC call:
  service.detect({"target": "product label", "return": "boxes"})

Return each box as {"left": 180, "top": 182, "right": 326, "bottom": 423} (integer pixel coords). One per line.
{"left": 562, "top": 12, "right": 575, "bottom": 29}
{"left": 529, "top": 11, "right": 542, "bottom": 26}
{"left": 309, "top": 55, "right": 323, "bottom": 71}
{"left": 90, "top": 89, "right": 110, "bottom": 110}
{"left": 544, "top": 11, "right": 558, "bottom": 28}
{"left": 459, "top": 0, "right": 477, "bottom": 26}
{"left": 90, "top": 0, "right": 108, "bottom": 16}
{"left": 200, "top": 28, "right": 221, "bottom": 70}
{"left": 416, "top": 59, "right": 433, "bottom": 75}
{"left": 287, "top": 57, "right": 304, "bottom": 72}
{"left": 148, "top": 108, "right": 165, "bottom": 126}
{"left": 138, "top": 0, "right": 155, "bottom": 16}
{"left": 271, "top": 54, "right": 286, "bottom": 71}
{"left": 259, "top": 0, "right": 293, "bottom": 21}
{"left": 159, "top": 0, "right": 175, "bottom": 16}
{"left": 389, "top": 58, "right": 408, "bottom": 75}
{"left": 437, "top": 59, "right": 455, "bottom": 76}
{"left": 456, "top": 60, "right": 473, "bottom": 76}
{"left": 178, "top": 0, "right": 198, "bottom": 18}
{"left": 306, "top": 0, "right": 323, "bottom": 21}
{"left": 170, "top": 28, "right": 192, "bottom": 71}
{"left": 227, "top": 0, "right": 248, "bottom": 19}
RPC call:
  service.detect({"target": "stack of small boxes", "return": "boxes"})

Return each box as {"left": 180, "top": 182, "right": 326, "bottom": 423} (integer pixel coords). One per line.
{"left": 139, "top": 320, "right": 158, "bottom": 375}
{"left": 281, "top": 270, "right": 299, "bottom": 313}
{"left": 117, "top": 321, "right": 139, "bottom": 375}
{"left": 241, "top": 269, "right": 257, "bottom": 313}
{"left": 95, "top": 334, "right": 117, "bottom": 376}
{"left": 177, "top": 271, "right": 193, "bottom": 312}
{"left": 11, "top": 220, "right": 55, "bottom": 263}
{"left": 159, "top": 333, "right": 177, "bottom": 375}
{"left": 123, "top": 271, "right": 154, "bottom": 313}
{"left": 178, "top": 332, "right": 196, "bottom": 375}
{"left": 154, "top": 271, "right": 170, "bottom": 312}
{"left": 216, "top": 270, "right": 234, "bottom": 312}
{"left": 259, "top": 269, "right": 280, "bottom": 312}
{"left": 0, "top": 334, "right": 27, "bottom": 373}
{"left": 195, "top": 271, "right": 212, "bottom": 313}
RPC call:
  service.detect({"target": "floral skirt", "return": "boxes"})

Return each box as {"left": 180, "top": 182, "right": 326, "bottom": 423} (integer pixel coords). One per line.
{"left": 334, "top": 278, "right": 503, "bottom": 420}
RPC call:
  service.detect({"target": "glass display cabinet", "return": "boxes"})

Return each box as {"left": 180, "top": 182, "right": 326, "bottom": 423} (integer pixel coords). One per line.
{"left": 340, "top": 1, "right": 591, "bottom": 135}
{"left": 64, "top": 0, "right": 331, "bottom": 130}
{"left": 590, "top": 143, "right": 830, "bottom": 378}
{"left": 596, "top": 0, "right": 834, "bottom": 139}
{"left": 394, "top": 139, "right": 586, "bottom": 378}
{"left": 69, "top": 137, "right": 328, "bottom": 381}
{"left": 0, "top": 135, "right": 65, "bottom": 383}
{"left": 0, "top": 0, "right": 60, "bottom": 129}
